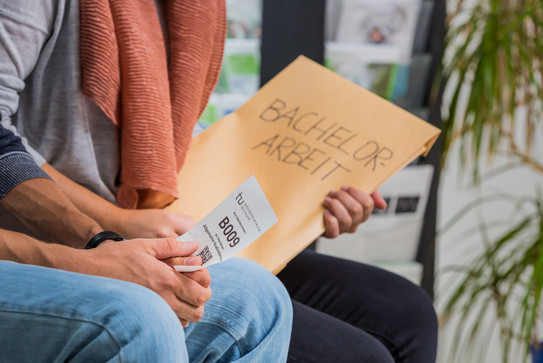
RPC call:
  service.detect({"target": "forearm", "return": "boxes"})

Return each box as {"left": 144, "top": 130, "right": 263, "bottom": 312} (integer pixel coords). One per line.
{"left": 42, "top": 163, "right": 125, "bottom": 233}
{"left": 0, "top": 229, "right": 89, "bottom": 271}
{"left": 41, "top": 164, "right": 196, "bottom": 239}
{"left": 1, "top": 178, "right": 102, "bottom": 248}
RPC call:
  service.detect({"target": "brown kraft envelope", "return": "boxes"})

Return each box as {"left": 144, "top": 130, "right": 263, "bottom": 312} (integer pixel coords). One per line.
{"left": 167, "top": 56, "right": 441, "bottom": 274}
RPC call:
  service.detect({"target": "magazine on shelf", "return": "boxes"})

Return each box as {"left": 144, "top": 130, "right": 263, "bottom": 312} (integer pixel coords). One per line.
{"left": 225, "top": 0, "right": 262, "bottom": 39}
{"left": 334, "top": 0, "right": 422, "bottom": 62}
{"left": 215, "top": 39, "right": 260, "bottom": 95}
{"left": 324, "top": 41, "right": 402, "bottom": 100}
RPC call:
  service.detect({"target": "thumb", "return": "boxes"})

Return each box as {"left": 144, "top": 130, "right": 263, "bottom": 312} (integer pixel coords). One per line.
{"left": 371, "top": 190, "right": 388, "bottom": 210}
{"left": 149, "top": 238, "right": 199, "bottom": 260}
{"left": 167, "top": 256, "right": 202, "bottom": 266}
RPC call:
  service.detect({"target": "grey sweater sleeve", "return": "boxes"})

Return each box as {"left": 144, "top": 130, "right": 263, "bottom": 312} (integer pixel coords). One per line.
{"left": 0, "top": 123, "right": 51, "bottom": 200}
{"left": 0, "top": 0, "right": 58, "bottom": 166}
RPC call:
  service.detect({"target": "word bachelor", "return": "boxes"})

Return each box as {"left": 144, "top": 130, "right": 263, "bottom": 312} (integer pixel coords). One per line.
{"left": 251, "top": 98, "right": 395, "bottom": 181}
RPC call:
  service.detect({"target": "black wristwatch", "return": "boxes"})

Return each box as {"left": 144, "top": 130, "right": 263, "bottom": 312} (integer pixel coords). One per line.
{"left": 85, "top": 231, "right": 126, "bottom": 249}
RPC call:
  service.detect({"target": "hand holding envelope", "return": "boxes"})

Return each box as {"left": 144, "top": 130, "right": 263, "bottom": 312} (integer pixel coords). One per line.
{"left": 322, "top": 187, "right": 388, "bottom": 238}
{"left": 168, "top": 56, "right": 440, "bottom": 274}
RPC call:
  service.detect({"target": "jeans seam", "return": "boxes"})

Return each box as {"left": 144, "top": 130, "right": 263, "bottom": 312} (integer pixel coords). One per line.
{"left": 194, "top": 313, "right": 283, "bottom": 360}
{"left": 0, "top": 309, "right": 123, "bottom": 358}
{"left": 190, "top": 320, "right": 246, "bottom": 356}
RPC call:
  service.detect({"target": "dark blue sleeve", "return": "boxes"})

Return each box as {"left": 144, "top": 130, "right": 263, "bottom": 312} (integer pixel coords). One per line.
{"left": 0, "top": 123, "right": 27, "bottom": 153}
{"left": 0, "top": 123, "right": 52, "bottom": 200}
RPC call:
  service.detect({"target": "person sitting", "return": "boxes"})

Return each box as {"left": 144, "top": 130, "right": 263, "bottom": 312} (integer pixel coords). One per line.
{"left": 0, "top": 123, "right": 293, "bottom": 362}
{"left": 0, "top": 0, "right": 438, "bottom": 361}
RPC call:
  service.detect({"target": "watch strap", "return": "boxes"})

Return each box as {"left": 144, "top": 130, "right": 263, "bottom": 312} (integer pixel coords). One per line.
{"left": 85, "top": 231, "right": 126, "bottom": 249}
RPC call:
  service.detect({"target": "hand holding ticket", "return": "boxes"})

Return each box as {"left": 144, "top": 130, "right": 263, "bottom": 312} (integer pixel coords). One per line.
{"left": 175, "top": 176, "right": 278, "bottom": 272}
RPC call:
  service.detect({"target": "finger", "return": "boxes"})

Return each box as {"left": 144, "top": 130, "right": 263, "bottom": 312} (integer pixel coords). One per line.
{"left": 180, "top": 319, "right": 189, "bottom": 328}
{"left": 174, "top": 274, "right": 212, "bottom": 307}
{"left": 323, "top": 195, "right": 353, "bottom": 231}
{"left": 165, "top": 256, "right": 202, "bottom": 267}
{"left": 165, "top": 294, "right": 206, "bottom": 322}
{"left": 170, "top": 213, "right": 196, "bottom": 236}
{"left": 371, "top": 190, "right": 388, "bottom": 210}
{"left": 328, "top": 189, "right": 363, "bottom": 225}
{"left": 183, "top": 268, "right": 212, "bottom": 288}
{"left": 341, "top": 186, "right": 374, "bottom": 223}
{"left": 150, "top": 239, "right": 199, "bottom": 260}
{"left": 323, "top": 209, "right": 340, "bottom": 238}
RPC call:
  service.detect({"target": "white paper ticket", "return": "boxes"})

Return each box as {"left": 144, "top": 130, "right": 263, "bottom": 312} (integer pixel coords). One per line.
{"left": 174, "top": 176, "right": 278, "bottom": 272}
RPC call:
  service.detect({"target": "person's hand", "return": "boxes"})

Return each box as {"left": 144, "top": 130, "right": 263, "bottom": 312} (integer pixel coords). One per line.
{"left": 40, "top": 164, "right": 194, "bottom": 240}
{"left": 113, "top": 209, "right": 196, "bottom": 239}
{"left": 322, "top": 186, "right": 387, "bottom": 238}
{"left": 137, "top": 189, "right": 176, "bottom": 209}
{"left": 87, "top": 238, "right": 211, "bottom": 327}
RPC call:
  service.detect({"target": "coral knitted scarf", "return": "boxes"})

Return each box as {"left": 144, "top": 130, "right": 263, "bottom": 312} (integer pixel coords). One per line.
{"left": 79, "top": 0, "right": 226, "bottom": 209}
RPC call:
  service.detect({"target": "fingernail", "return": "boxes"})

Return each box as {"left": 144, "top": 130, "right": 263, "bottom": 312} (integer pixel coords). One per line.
{"left": 328, "top": 190, "right": 336, "bottom": 196}
{"left": 183, "top": 241, "right": 198, "bottom": 249}
{"left": 324, "top": 197, "right": 331, "bottom": 203}
{"left": 184, "top": 256, "right": 202, "bottom": 265}
{"left": 324, "top": 209, "right": 331, "bottom": 215}
{"left": 341, "top": 185, "right": 349, "bottom": 191}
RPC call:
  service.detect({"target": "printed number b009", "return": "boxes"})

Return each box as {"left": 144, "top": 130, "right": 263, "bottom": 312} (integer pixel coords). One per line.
{"left": 218, "top": 217, "right": 240, "bottom": 247}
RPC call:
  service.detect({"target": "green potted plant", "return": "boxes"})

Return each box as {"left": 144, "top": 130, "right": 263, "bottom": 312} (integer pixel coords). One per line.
{"left": 438, "top": 0, "right": 542, "bottom": 361}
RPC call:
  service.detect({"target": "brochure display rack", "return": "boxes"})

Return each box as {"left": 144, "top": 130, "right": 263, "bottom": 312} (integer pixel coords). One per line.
{"left": 198, "top": 0, "right": 445, "bottom": 298}
{"left": 196, "top": 0, "right": 263, "bottom": 132}
{"left": 319, "top": 0, "right": 443, "bottom": 295}
{"left": 259, "top": 0, "right": 445, "bottom": 298}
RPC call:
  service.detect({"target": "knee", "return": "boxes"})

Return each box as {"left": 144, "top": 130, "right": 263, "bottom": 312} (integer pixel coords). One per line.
{"left": 394, "top": 279, "right": 438, "bottom": 345}
{"left": 225, "top": 257, "right": 292, "bottom": 317}
{"left": 103, "top": 280, "right": 181, "bottom": 333}
{"left": 366, "top": 345, "right": 395, "bottom": 363}
{"left": 87, "top": 279, "right": 187, "bottom": 361}
{"left": 204, "top": 258, "right": 293, "bottom": 347}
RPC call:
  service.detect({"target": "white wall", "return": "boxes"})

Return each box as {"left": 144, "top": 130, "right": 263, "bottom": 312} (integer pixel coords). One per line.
{"left": 435, "top": 0, "right": 543, "bottom": 358}
{"left": 436, "top": 113, "right": 543, "bottom": 361}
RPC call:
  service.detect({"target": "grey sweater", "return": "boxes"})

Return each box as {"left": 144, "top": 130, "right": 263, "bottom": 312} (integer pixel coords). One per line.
{"left": 0, "top": 0, "right": 120, "bottom": 202}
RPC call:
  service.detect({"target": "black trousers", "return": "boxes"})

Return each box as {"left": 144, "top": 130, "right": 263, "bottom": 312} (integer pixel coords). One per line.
{"left": 277, "top": 250, "right": 438, "bottom": 363}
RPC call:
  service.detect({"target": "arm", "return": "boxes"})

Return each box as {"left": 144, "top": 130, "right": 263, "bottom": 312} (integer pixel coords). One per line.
{"left": 0, "top": 125, "right": 208, "bottom": 326}
{"left": 1, "top": 2, "right": 193, "bottom": 239}
{"left": 1, "top": 178, "right": 101, "bottom": 248}
{"left": 0, "top": 124, "right": 101, "bottom": 247}
{"left": 42, "top": 164, "right": 196, "bottom": 239}
{"left": 0, "top": 230, "right": 211, "bottom": 326}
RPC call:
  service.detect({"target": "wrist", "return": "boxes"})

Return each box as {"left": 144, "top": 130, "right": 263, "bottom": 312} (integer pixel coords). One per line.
{"left": 63, "top": 212, "right": 103, "bottom": 248}
{"left": 39, "top": 242, "right": 110, "bottom": 277}
{"left": 86, "top": 225, "right": 104, "bottom": 242}
{"left": 23, "top": 236, "right": 88, "bottom": 272}
{"left": 94, "top": 203, "right": 126, "bottom": 233}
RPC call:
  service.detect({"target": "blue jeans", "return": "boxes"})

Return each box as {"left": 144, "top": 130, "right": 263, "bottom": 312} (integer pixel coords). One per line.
{"left": 0, "top": 258, "right": 292, "bottom": 362}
